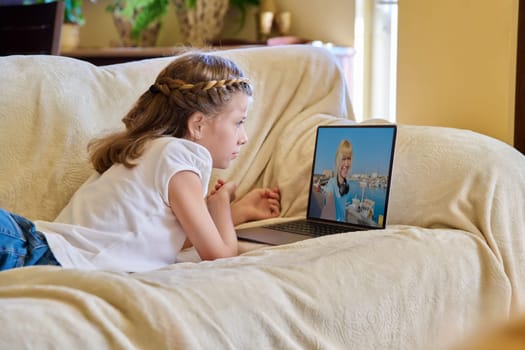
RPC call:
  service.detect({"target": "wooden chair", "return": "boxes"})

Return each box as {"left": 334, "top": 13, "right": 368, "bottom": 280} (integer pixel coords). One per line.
{"left": 0, "top": 1, "right": 65, "bottom": 55}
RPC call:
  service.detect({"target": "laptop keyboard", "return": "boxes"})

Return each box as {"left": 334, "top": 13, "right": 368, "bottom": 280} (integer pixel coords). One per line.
{"left": 263, "top": 220, "right": 352, "bottom": 237}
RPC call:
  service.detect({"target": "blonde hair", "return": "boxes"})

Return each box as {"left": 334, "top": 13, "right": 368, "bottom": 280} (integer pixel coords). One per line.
{"left": 335, "top": 139, "right": 353, "bottom": 176}
{"left": 89, "top": 52, "right": 253, "bottom": 173}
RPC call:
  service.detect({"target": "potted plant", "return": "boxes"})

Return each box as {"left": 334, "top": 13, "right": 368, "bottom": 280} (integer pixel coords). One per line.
{"left": 24, "top": 0, "right": 86, "bottom": 23}
{"left": 172, "top": 0, "right": 259, "bottom": 46}
{"left": 106, "top": 0, "right": 169, "bottom": 47}
{"left": 61, "top": 0, "right": 89, "bottom": 50}
{"left": 25, "top": 0, "right": 90, "bottom": 50}
{"left": 64, "top": 0, "right": 87, "bottom": 24}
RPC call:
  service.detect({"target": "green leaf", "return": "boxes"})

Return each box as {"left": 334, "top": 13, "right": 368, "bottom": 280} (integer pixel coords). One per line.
{"left": 130, "top": 0, "right": 169, "bottom": 39}
{"left": 184, "top": 0, "right": 196, "bottom": 8}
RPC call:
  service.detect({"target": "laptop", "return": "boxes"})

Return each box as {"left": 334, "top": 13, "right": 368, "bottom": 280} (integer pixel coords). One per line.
{"left": 237, "top": 124, "right": 397, "bottom": 245}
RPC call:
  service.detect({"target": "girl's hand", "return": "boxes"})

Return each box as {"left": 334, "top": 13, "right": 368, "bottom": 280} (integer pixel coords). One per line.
{"left": 231, "top": 187, "right": 281, "bottom": 225}
{"left": 208, "top": 178, "right": 226, "bottom": 198}
{"left": 207, "top": 180, "right": 237, "bottom": 207}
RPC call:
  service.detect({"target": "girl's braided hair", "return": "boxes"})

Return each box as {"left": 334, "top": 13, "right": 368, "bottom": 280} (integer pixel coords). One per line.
{"left": 89, "top": 52, "right": 253, "bottom": 174}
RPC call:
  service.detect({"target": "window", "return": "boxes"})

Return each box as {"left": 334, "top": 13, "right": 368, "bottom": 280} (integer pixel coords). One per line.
{"left": 354, "top": 0, "right": 398, "bottom": 122}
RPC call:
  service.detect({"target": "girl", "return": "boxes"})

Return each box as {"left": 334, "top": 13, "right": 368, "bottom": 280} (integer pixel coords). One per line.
{"left": 0, "top": 52, "right": 280, "bottom": 272}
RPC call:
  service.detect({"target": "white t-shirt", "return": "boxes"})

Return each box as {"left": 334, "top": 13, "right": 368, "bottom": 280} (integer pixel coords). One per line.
{"left": 35, "top": 137, "right": 212, "bottom": 272}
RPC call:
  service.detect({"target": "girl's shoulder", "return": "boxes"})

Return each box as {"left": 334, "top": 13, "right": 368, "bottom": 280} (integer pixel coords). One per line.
{"left": 147, "top": 137, "right": 212, "bottom": 169}
{"left": 149, "top": 137, "right": 208, "bottom": 156}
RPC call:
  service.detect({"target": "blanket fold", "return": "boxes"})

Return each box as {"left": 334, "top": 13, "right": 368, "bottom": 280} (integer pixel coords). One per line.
{"left": 0, "top": 226, "right": 511, "bottom": 350}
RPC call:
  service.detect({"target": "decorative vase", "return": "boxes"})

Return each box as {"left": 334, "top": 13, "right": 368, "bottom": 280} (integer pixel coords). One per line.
{"left": 112, "top": 13, "right": 162, "bottom": 47}
{"left": 256, "top": 11, "right": 274, "bottom": 42}
{"left": 260, "top": 0, "right": 276, "bottom": 13}
{"left": 60, "top": 23, "right": 80, "bottom": 51}
{"left": 172, "top": 0, "right": 229, "bottom": 47}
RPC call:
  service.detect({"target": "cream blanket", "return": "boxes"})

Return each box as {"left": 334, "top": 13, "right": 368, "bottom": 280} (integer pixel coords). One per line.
{"left": 0, "top": 46, "right": 524, "bottom": 350}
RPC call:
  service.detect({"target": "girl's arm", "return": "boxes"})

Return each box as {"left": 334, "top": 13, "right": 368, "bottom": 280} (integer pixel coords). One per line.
{"left": 210, "top": 179, "right": 281, "bottom": 225}
{"left": 168, "top": 171, "right": 238, "bottom": 260}
{"left": 231, "top": 187, "right": 281, "bottom": 225}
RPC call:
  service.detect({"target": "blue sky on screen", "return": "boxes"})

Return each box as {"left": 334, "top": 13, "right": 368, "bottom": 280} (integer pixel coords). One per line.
{"left": 314, "top": 127, "right": 395, "bottom": 175}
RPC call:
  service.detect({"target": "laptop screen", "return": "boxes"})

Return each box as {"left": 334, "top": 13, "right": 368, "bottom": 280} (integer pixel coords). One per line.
{"left": 306, "top": 125, "right": 397, "bottom": 229}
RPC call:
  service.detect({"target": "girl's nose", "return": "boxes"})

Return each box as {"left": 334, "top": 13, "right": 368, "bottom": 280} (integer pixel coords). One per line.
{"left": 239, "top": 127, "right": 248, "bottom": 145}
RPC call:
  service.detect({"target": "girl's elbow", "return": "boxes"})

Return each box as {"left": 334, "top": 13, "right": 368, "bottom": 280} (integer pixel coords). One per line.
{"left": 198, "top": 244, "right": 238, "bottom": 261}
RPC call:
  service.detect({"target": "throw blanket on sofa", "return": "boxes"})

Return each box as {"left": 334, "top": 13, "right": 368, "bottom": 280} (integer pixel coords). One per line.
{"left": 0, "top": 46, "right": 524, "bottom": 350}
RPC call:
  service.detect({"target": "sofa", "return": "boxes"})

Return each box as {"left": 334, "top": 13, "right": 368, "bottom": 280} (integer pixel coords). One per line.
{"left": 0, "top": 45, "right": 524, "bottom": 350}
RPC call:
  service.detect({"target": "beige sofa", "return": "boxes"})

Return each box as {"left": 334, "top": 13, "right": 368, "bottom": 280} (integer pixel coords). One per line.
{"left": 0, "top": 45, "right": 524, "bottom": 350}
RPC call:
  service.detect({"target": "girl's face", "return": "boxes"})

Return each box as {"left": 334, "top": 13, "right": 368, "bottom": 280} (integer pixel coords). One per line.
{"left": 198, "top": 93, "right": 250, "bottom": 169}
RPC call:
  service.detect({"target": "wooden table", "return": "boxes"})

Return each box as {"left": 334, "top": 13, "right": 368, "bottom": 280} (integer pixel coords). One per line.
{"left": 59, "top": 45, "right": 261, "bottom": 66}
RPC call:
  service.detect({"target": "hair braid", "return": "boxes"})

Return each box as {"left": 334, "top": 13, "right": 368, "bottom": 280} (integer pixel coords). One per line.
{"left": 151, "top": 76, "right": 251, "bottom": 112}
{"left": 152, "top": 77, "right": 250, "bottom": 95}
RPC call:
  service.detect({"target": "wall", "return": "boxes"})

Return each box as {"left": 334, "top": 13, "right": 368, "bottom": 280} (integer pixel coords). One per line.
{"left": 396, "top": 0, "right": 518, "bottom": 145}
{"left": 79, "top": 1, "right": 519, "bottom": 146}
{"left": 79, "top": 0, "right": 354, "bottom": 48}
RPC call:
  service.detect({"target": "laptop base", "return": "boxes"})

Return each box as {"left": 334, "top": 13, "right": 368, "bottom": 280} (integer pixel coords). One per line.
{"left": 237, "top": 219, "right": 367, "bottom": 245}
{"left": 237, "top": 226, "right": 309, "bottom": 245}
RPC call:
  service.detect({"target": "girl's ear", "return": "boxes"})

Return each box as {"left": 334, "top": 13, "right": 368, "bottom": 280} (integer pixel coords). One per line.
{"left": 187, "top": 112, "right": 205, "bottom": 140}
